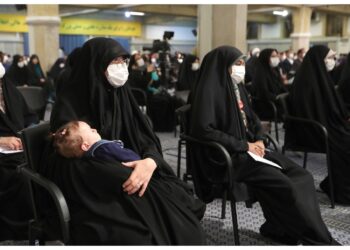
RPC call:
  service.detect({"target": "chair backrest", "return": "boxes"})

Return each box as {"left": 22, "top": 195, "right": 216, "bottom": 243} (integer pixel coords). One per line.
{"left": 130, "top": 87, "right": 148, "bottom": 107}
{"left": 17, "top": 86, "right": 47, "bottom": 119}
{"left": 276, "top": 92, "right": 290, "bottom": 117}
{"left": 251, "top": 97, "right": 277, "bottom": 121}
{"left": 175, "top": 104, "right": 191, "bottom": 134}
{"left": 19, "top": 122, "right": 70, "bottom": 244}
{"left": 20, "top": 122, "right": 50, "bottom": 171}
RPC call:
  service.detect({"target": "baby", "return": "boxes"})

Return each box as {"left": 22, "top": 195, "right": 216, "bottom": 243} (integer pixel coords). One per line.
{"left": 52, "top": 120, "right": 141, "bottom": 162}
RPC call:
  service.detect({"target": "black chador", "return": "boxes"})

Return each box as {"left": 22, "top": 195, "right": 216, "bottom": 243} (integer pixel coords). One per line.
{"left": 290, "top": 45, "right": 350, "bottom": 205}
{"left": 43, "top": 37, "right": 206, "bottom": 245}
{"left": 0, "top": 78, "right": 38, "bottom": 240}
{"left": 188, "top": 46, "right": 338, "bottom": 245}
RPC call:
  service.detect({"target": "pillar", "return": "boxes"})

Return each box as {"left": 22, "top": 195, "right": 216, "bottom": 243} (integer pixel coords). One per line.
{"left": 290, "top": 6, "right": 312, "bottom": 52}
{"left": 198, "top": 5, "right": 248, "bottom": 60}
{"left": 26, "top": 5, "right": 61, "bottom": 74}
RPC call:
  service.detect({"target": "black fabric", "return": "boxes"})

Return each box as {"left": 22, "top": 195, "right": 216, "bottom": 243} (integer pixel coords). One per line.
{"left": 252, "top": 48, "right": 287, "bottom": 101}
{"left": 0, "top": 78, "right": 38, "bottom": 240}
{"left": 27, "top": 54, "right": 45, "bottom": 86}
{"left": 338, "top": 53, "right": 350, "bottom": 107}
{"left": 4, "top": 55, "right": 31, "bottom": 86}
{"left": 289, "top": 45, "right": 350, "bottom": 204}
{"left": 188, "top": 45, "right": 335, "bottom": 245}
{"left": 44, "top": 37, "right": 205, "bottom": 245}
{"left": 177, "top": 54, "right": 199, "bottom": 91}
{"left": 244, "top": 55, "right": 258, "bottom": 83}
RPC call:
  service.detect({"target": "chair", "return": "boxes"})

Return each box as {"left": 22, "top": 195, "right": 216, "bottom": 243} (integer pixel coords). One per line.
{"left": 177, "top": 104, "right": 281, "bottom": 245}
{"left": 17, "top": 122, "right": 70, "bottom": 244}
{"left": 17, "top": 86, "right": 47, "bottom": 120}
{"left": 130, "top": 87, "right": 148, "bottom": 113}
{"left": 277, "top": 93, "right": 335, "bottom": 208}
{"left": 251, "top": 97, "right": 280, "bottom": 142}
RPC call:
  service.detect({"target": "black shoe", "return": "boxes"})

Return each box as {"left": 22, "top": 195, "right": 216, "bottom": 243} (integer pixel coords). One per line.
{"left": 259, "top": 221, "right": 299, "bottom": 245}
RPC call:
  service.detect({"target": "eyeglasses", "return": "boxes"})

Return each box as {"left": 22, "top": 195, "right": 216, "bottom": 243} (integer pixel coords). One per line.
{"left": 111, "top": 57, "right": 130, "bottom": 66}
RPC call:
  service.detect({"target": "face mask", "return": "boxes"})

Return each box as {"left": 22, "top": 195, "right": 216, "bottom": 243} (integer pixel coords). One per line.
{"left": 0, "top": 63, "right": 5, "bottom": 78}
{"left": 281, "top": 55, "right": 286, "bottom": 61}
{"left": 288, "top": 53, "right": 294, "bottom": 59}
{"left": 151, "top": 58, "right": 156, "bottom": 64}
{"left": 325, "top": 58, "right": 336, "bottom": 72}
{"left": 106, "top": 63, "right": 129, "bottom": 88}
{"left": 3, "top": 55, "right": 8, "bottom": 63}
{"left": 151, "top": 71, "right": 159, "bottom": 81}
{"left": 17, "top": 61, "right": 25, "bottom": 68}
{"left": 270, "top": 57, "right": 280, "bottom": 68}
{"left": 191, "top": 62, "right": 200, "bottom": 71}
{"left": 136, "top": 58, "right": 145, "bottom": 67}
{"left": 59, "top": 63, "right": 65, "bottom": 68}
{"left": 231, "top": 65, "right": 245, "bottom": 83}
{"left": 178, "top": 58, "right": 183, "bottom": 64}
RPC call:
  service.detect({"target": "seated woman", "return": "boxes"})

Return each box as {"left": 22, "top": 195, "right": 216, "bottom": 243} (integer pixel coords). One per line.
{"left": 42, "top": 37, "right": 206, "bottom": 245}
{"left": 177, "top": 54, "right": 200, "bottom": 91}
{"left": 289, "top": 45, "right": 350, "bottom": 205}
{"left": 188, "top": 45, "right": 339, "bottom": 245}
{"left": 251, "top": 48, "right": 288, "bottom": 119}
{"left": 4, "top": 54, "right": 32, "bottom": 86}
{"left": 0, "top": 62, "right": 38, "bottom": 240}
{"left": 27, "top": 54, "right": 55, "bottom": 102}
{"left": 337, "top": 52, "right": 350, "bottom": 110}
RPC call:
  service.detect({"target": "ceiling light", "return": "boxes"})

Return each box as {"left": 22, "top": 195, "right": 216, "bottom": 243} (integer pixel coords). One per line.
{"left": 273, "top": 10, "right": 288, "bottom": 17}
{"left": 125, "top": 11, "right": 145, "bottom": 18}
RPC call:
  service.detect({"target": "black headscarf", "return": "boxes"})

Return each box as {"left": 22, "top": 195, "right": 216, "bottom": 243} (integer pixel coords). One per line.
{"left": 0, "top": 78, "right": 38, "bottom": 136}
{"left": 252, "top": 48, "right": 286, "bottom": 101}
{"left": 4, "top": 54, "right": 31, "bottom": 86}
{"left": 28, "top": 54, "right": 45, "bottom": 78}
{"left": 51, "top": 37, "right": 168, "bottom": 168}
{"left": 177, "top": 54, "right": 199, "bottom": 91}
{"left": 338, "top": 52, "right": 350, "bottom": 107}
{"left": 290, "top": 45, "right": 348, "bottom": 127}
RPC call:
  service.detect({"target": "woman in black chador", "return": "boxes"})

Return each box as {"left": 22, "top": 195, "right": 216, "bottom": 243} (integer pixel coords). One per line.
{"left": 289, "top": 45, "right": 350, "bottom": 205}
{"left": 188, "top": 46, "right": 339, "bottom": 245}
{"left": 5, "top": 54, "right": 32, "bottom": 86}
{"left": 177, "top": 54, "right": 200, "bottom": 91}
{"left": 337, "top": 52, "right": 350, "bottom": 109}
{"left": 252, "top": 48, "right": 287, "bottom": 101}
{"left": 0, "top": 62, "right": 38, "bottom": 240}
{"left": 43, "top": 37, "right": 205, "bottom": 245}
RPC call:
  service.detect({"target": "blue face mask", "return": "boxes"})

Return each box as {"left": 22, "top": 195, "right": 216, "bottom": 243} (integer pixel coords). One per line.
{"left": 151, "top": 71, "right": 159, "bottom": 81}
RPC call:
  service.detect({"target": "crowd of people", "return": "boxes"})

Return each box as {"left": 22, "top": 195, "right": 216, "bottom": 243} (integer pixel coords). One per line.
{"left": 0, "top": 37, "right": 350, "bottom": 245}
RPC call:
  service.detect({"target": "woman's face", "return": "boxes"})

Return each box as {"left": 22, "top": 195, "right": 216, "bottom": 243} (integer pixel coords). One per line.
{"left": 228, "top": 58, "right": 245, "bottom": 74}
{"left": 32, "top": 57, "right": 39, "bottom": 64}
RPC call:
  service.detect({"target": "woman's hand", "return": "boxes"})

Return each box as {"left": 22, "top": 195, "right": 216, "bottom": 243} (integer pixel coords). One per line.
{"left": 248, "top": 141, "right": 265, "bottom": 157}
{"left": 122, "top": 158, "right": 157, "bottom": 197}
{"left": 0, "top": 136, "right": 22, "bottom": 150}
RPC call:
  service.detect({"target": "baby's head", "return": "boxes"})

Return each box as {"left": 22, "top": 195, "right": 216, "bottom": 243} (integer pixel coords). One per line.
{"left": 53, "top": 121, "right": 101, "bottom": 158}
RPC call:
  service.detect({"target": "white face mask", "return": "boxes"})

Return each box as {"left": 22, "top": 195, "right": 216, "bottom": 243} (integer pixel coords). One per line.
{"left": 288, "top": 53, "right": 294, "bottom": 59}
{"left": 106, "top": 63, "right": 129, "bottom": 88}
{"left": 281, "top": 55, "right": 286, "bottom": 61}
{"left": 270, "top": 57, "right": 280, "bottom": 68}
{"left": 325, "top": 58, "right": 336, "bottom": 72}
{"left": 136, "top": 58, "right": 145, "bottom": 67}
{"left": 231, "top": 65, "right": 245, "bottom": 83}
{"left": 178, "top": 58, "right": 183, "bottom": 64}
{"left": 191, "top": 62, "right": 200, "bottom": 71}
{"left": 151, "top": 58, "right": 157, "bottom": 64}
{"left": 3, "top": 55, "right": 8, "bottom": 63}
{"left": 0, "top": 63, "right": 5, "bottom": 78}
{"left": 17, "top": 61, "right": 25, "bottom": 68}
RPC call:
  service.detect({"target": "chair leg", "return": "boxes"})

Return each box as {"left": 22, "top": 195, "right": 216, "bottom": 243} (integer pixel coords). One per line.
{"left": 230, "top": 200, "right": 240, "bottom": 245}
{"left": 177, "top": 139, "right": 182, "bottom": 178}
{"left": 303, "top": 152, "right": 308, "bottom": 169}
{"left": 274, "top": 121, "right": 279, "bottom": 142}
{"left": 221, "top": 190, "right": 227, "bottom": 219}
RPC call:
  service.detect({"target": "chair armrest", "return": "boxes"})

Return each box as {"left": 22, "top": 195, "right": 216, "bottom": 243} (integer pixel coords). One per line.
{"left": 17, "top": 164, "right": 70, "bottom": 243}
{"left": 284, "top": 115, "right": 328, "bottom": 142}
{"left": 264, "top": 133, "right": 281, "bottom": 153}
{"left": 180, "top": 134, "right": 234, "bottom": 188}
